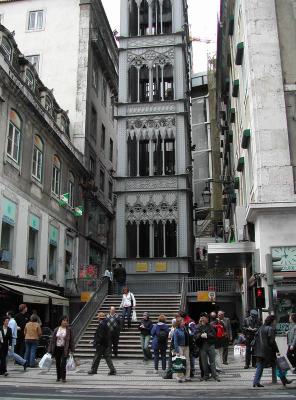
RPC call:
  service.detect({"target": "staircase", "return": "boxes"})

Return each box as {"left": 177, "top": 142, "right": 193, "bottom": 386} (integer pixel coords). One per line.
{"left": 75, "top": 293, "right": 181, "bottom": 359}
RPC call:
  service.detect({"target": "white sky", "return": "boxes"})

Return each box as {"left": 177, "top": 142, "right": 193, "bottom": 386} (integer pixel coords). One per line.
{"left": 102, "top": 0, "right": 220, "bottom": 73}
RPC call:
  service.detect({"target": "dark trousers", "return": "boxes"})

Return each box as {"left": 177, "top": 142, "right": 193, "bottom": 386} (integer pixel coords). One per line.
{"left": 121, "top": 307, "right": 132, "bottom": 328}
{"left": 200, "top": 344, "right": 217, "bottom": 379}
{"left": 0, "top": 350, "right": 8, "bottom": 374}
{"left": 15, "top": 336, "right": 25, "bottom": 358}
{"left": 91, "top": 345, "right": 115, "bottom": 373}
{"left": 154, "top": 346, "right": 167, "bottom": 371}
{"left": 111, "top": 332, "right": 120, "bottom": 356}
{"left": 55, "top": 346, "right": 67, "bottom": 381}
{"left": 287, "top": 348, "right": 296, "bottom": 369}
{"left": 245, "top": 337, "right": 253, "bottom": 367}
{"left": 222, "top": 342, "right": 229, "bottom": 363}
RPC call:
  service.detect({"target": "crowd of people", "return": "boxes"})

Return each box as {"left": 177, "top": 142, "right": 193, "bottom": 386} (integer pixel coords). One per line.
{"left": 1, "top": 292, "right": 296, "bottom": 387}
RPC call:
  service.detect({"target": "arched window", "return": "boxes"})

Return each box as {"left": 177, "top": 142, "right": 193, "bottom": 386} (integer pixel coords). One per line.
{"left": 129, "top": 0, "right": 138, "bottom": 36}
{"left": 140, "top": 0, "right": 149, "bottom": 35}
{"left": 51, "top": 155, "right": 61, "bottom": 196}
{"left": 68, "top": 171, "right": 75, "bottom": 207}
{"left": 45, "top": 96, "right": 53, "bottom": 115}
{"left": 25, "top": 68, "right": 35, "bottom": 90}
{"left": 140, "top": 65, "right": 149, "bottom": 102}
{"left": 1, "top": 36, "right": 12, "bottom": 61}
{"left": 32, "top": 135, "right": 43, "bottom": 182}
{"left": 7, "top": 109, "right": 22, "bottom": 164}
{"left": 129, "top": 66, "right": 138, "bottom": 102}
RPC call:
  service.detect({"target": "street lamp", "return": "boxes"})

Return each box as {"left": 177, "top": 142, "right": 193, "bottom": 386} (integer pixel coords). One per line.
{"left": 202, "top": 182, "right": 211, "bottom": 206}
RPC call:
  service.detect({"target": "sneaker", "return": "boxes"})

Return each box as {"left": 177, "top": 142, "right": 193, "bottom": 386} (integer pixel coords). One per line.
{"left": 87, "top": 370, "right": 97, "bottom": 375}
{"left": 108, "top": 370, "right": 116, "bottom": 376}
{"left": 214, "top": 377, "right": 221, "bottom": 382}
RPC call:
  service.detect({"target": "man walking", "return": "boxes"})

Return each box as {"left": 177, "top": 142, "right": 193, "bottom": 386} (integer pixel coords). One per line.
{"left": 6, "top": 311, "right": 27, "bottom": 369}
{"left": 242, "top": 309, "right": 261, "bottom": 369}
{"left": 88, "top": 312, "right": 116, "bottom": 376}
{"left": 217, "top": 310, "right": 232, "bottom": 365}
{"left": 113, "top": 263, "right": 126, "bottom": 295}
{"left": 196, "top": 312, "right": 220, "bottom": 382}
{"left": 106, "top": 307, "right": 121, "bottom": 357}
{"left": 15, "top": 304, "right": 29, "bottom": 358}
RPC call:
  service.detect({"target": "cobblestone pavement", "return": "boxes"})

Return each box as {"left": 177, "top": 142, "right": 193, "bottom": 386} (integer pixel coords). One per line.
{"left": 0, "top": 352, "right": 295, "bottom": 391}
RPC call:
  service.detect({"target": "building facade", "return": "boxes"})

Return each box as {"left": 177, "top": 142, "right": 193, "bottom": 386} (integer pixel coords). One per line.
{"left": 211, "top": 0, "right": 296, "bottom": 324}
{"left": 0, "top": 24, "right": 89, "bottom": 324}
{"left": 115, "top": 0, "right": 193, "bottom": 281}
{"left": 0, "top": 0, "right": 119, "bottom": 284}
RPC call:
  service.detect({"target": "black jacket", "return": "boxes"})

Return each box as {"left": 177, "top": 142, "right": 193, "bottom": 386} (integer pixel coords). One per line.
{"left": 253, "top": 325, "right": 279, "bottom": 367}
{"left": 242, "top": 316, "right": 262, "bottom": 339}
{"left": 138, "top": 319, "right": 153, "bottom": 336}
{"left": 93, "top": 319, "right": 112, "bottom": 348}
{"left": 0, "top": 326, "right": 12, "bottom": 356}
{"left": 113, "top": 266, "right": 126, "bottom": 284}
{"left": 195, "top": 323, "right": 216, "bottom": 347}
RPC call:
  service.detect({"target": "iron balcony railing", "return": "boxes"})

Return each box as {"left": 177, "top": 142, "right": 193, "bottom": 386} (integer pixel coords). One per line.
{"left": 187, "top": 277, "right": 237, "bottom": 293}
{"left": 71, "top": 278, "right": 108, "bottom": 344}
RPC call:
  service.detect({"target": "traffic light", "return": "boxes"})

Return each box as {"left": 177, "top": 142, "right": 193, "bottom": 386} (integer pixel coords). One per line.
{"left": 255, "top": 287, "right": 266, "bottom": 309}
{"left": 266, "top": 254, "right": 284, "bottom": 285}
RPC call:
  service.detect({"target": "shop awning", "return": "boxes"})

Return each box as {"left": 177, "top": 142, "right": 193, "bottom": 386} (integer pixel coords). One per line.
{"left": 34, "top": 289, "right": 69, "bottom": 307}
{"left": 0, "top": 282, "right": 48, "bottom": 304}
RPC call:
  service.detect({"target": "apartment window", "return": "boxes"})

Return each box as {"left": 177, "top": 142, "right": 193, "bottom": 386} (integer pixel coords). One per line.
{"left": 26, "top": 55, "right": 40, "bottom": 73}
{"left": 68, "top": 172, "right": 75, "bottom": 207}
{"left": 45, "top": 96, "right": 52, "bottom": 114}
{"left": 51, "top": 155, "right": 61, "bottom": 196}
{"left": 27, "top": 228, "right": 38, "bottom": 276}
{"left": 100, "top": 169, "right": 105, "bottom": 192}
{"left": 0, "top": 198, "right": 16, "bottom": 270}
{"left": 102, "top": 77, "right": 107, "bottom": 107}
{"left": 89, "top": 156, "right": 95, "bottom": 175}
{"left": 60, "top": 115, "right": 68, "bottom": 135}
{"left": 139, "top": 140, "right": 149, "bottom": 176}
{"left": 32, "top": 135, "right": 43, "bottom": 182}
{"left": 92, "top": 60, "right": 98, "bottom": 90}
{"left": 1, "top": 36, "right": 12, "bottom": 61}
{"left": 28, "top": 10, "right": 44, "bottom": 31}
{"left": 139, "top": 221, "right": 149, "bottom": 258}
{"left": 90, "top": 106, "right": 97, "bottom": 139}
{"left": 48, "top": 225, "right": 58, "bottom": 281}
{"left": 7, "top": 110, "right": 22, "bottom": 164}
{"left": 101, "top": 124, "right": 106, "bottom": 149}
{"left": 25, "top": 68, "right": 35, "bottom": 90}
{"left": 65, "top": 235, "right": 73, "bottom": 279}
{"left": 109, "top": 138, "right": 113, "bottom": 162}
{"left": 127, "top": 135, "right": 137, "bottom": 176}
{"left": 108, "top": 181, "right": 113, "bottom": 201}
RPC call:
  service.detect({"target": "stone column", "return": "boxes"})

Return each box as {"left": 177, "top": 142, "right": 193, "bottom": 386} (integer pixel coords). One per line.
{"left": 137, "top": 138, "right": 140, "bottom": 176}
{"left": 137, "top": 66, "right": 141, "bottom": 102}
{"left": 163, "top": 221, "right": 166, "bottom": 257}
{"left": 160, "top": 65, "right": 164, "bottom": 100}
{"left": 120, "top": 0, "right": 130, "bottom": 37}
{"left": 149, "top": 221, "right": 154, "bottom": 257}
{"left": 136, "top": 222, "right": 140, "bottom": 258}
{"left": 148, "top": 0, "right": 153, "bottom": 34}
{"left": 159, "top": 0, "right": 163, "bottom": 34}
{"left": 149, "top": 139, "right": 153, "bottom": 176}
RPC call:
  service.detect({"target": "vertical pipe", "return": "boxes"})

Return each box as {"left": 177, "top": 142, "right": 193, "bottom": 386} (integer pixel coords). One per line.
{"left": 163, "top": 221, "right": 166, "bottom": 257}
{"left": 160, "top": 1, "right": 163, "bottom": 34}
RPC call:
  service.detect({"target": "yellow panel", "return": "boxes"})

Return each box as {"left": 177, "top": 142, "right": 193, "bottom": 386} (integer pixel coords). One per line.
{"left": 197, "top": 291, "right": 216, "bottom": 302}
{"left": 155, "top": 262, "right": 167, "bottom": 272}
{"left": 80, "top": 292, "right": 92, "bottom": 302}
{"left": 136, "top": 262, "right": 148, "bottom": 272}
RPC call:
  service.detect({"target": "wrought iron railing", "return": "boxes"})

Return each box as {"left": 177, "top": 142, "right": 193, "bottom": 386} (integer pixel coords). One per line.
{"left": 187, "top": 277, "right": 237, "bottom": 293}
{"left": 71, "top": 278, "right": 108, "bottom": 344}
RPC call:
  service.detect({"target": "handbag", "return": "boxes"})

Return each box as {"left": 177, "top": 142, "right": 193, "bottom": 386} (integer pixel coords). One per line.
{"left": 276, "top": 355, "right": 290, "bottom": 372}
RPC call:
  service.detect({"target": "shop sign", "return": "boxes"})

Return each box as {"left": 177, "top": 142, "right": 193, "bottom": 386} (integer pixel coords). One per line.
{"left": 81, "top": 292, "right": 92, "bottom": 302}
{"left": 2, "top": 197, "right": 16, "bottom": 225}
{"left": 136, "top": 262, "right": 148, "bottom": 272}
{"left": 197, "top": 291, "right": 216, "bottom": 302}
{"left": 276, "top": 322, "right": 290, "bottom": 335}
{"left": 155, "top": 262, "right": 167, "bottom": 272}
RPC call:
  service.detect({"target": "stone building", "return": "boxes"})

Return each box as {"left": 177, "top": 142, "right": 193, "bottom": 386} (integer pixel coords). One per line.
{"left": 115, "top": 0, "right": 193, "bottom": 283}
{"left": 0, "top": 23, "right": 90, "bottom": 324}
{"left": 0, "top": 0, "right": 119, "bottom": 280}
{"left": 211, "top": 0, "right": 296, "bottom": 322}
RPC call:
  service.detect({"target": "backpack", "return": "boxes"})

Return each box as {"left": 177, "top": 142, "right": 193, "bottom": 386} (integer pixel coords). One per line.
{"left": 215, "top": 321, "right": 225, "bottom": 339}
{"left": 158, "top": 327, "right": 168, "bottom": 345}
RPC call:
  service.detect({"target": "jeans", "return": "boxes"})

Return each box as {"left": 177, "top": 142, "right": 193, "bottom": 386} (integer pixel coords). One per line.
{"left": 90, "top": 345, "right": 115, "bottom": 373}
{"left": 8, "top": 343, "right": 26, "bottom": 366}
{"left": 140, "top": 335, "right": 151, "bottom": 359}
{"left": 253, "top": 359, "right": 277, "bottom": 385}
{"left": 121, "top": 307, "right": 132, "bottom": 328}
{"left": 24, "top": 340, "right": 38, "bottom": 367}
{"left": 55, "top": 346, "right": 67, "bottom": 381}
{"left": 154, "top": 345, "right": 167, "bottom": 371}
{"left": 200, "top": 344, "right": 217, "bottom": 379}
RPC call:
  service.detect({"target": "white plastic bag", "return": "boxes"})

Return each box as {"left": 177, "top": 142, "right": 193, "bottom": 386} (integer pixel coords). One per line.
{"left": 66, "top": 354, "right": 76, "bottom": 371}
{"left": 234, "top": 344, "right": 246, "bottom": 358}
{"left": 132, "top": 310, "right": 137, "bottom": 322}
{"left": 39, "top": 353, "right": 52, "bottom": 371}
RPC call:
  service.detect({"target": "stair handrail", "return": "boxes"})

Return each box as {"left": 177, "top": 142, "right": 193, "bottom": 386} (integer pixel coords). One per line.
{"left": 71, "top": 277, "right": 108, "bottom": 344}
{"left": 179, "top": 276, "right": 187, "bottom": 312}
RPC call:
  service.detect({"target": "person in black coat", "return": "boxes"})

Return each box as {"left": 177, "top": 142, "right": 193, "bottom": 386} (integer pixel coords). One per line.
{"left": 138, "top": 312, "right": 153, "bottom": 361}
{"left": 0, "top": 316, "right": 13, "bottom": 376}
{"left": 242, "top": 309, "right": 261, "bottom": 369}
{"left": 113, "top": 263, "right": 126, "bottom": 295}
{"left": 88, "top": 312, "right": 116, "bottom": 376}
{"left": 15, "top": 304, "right": 29, "bottom": 358}
{"left": 253, "top": 315, "right": 292, "bottom": 388}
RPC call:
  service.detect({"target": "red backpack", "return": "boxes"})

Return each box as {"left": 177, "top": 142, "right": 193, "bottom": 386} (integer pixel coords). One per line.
{"left": 215, "top": 321, "right": 225, "bottom": 339}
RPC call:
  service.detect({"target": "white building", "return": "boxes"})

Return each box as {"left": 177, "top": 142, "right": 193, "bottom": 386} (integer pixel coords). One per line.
{"left": 211, "top": 0, "right": 296, "bottom": 323}
{"left": 0, "top": 0, "right": 119, "bottom": 282}
{"left": 115, "top": 0, "right": 193, "bottom": 282}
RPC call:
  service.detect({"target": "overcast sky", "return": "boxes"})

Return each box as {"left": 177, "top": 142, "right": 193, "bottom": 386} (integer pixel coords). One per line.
{"left": 102, "top": 0, "right": 220, "bottom": 72}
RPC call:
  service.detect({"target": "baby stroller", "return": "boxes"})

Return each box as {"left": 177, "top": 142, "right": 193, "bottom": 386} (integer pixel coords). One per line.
{"left": 37, "top": 328, "right": 52, "bottom": 358}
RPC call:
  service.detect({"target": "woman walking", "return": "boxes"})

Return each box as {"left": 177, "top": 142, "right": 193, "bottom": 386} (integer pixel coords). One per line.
{"left": 24, "top": 315, "right": 42, "bottom": 368}
{"left": 120, "top": 287, "right": 136, "bottom": 329}
{"left": 138, "top": 312, "right": 153, "bottom": 361}
{"left": 49, "top": 316, "right": 74, "bottom": 383}
{"left": 151, "top": 314, "right": 169, "bottom": 374}
{"left": 0, "top": 316, "right": 12, "bottom": 376}
{"left": 287, "top": 313, "right": 296, "bottom": 373}
{"left": 253, "top": 315, "right": 291, "bottom": 387}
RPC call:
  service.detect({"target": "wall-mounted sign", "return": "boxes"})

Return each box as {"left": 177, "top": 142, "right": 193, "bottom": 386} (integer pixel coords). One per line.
{"left": 136, "top": 262, "right": 148, "bottom": 272}
{"left": 271, "top": 247, "right": 296, "bottom": 272}
{"left": 197, "top": 291, "right": 216, "bottom": 302}
{"left": 80, "top": 292, "right": 92, "bottom": 302}
{"left": 155, "top": 262, "right": 167, "bottom": 272}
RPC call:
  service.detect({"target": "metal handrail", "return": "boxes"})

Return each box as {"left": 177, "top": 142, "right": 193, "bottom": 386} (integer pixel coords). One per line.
{"left": 71, "top": 278, "right": 108, "bottom": 344}
{"left": 187, "top": 277, "right": 237, "bottom": 293}
{"left": 179, "top": 276, "right": 187, "bottom": 312}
